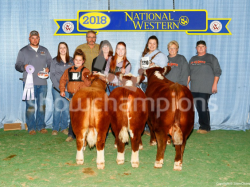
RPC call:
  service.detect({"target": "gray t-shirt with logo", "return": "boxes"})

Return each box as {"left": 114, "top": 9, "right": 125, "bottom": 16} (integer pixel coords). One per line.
{"left": 189, "top": 53, "right": 222, "bottom": 94}
{"left": 166, "top": 54, "right": 190, "bottom": 86}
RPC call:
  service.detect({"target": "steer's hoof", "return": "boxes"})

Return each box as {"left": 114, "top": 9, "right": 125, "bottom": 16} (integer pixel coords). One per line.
{"left": 139, "top": 144, "right": 143, "bottom": 150}
{"left": 173, "top": 161, "right": 182, "bottom": 171}
{"left": 167, "top": 139, "right": 171, "bottom": 145}
{"left": 131, "top": 162, "right": 139, "bottom": 168}
{"left": 97, "top": 162, "right": 105, "bottom": 170}
{"left": 154, "top": 161, "right": 163, "bottom": 168}
{"left": 114, "top": 144, "right": 117, "bottom": 148}
{"left": 83, "top": 146, "right": 86, "bottom": 151}
{"left": 150, "top": 141, "right": 157, "bottom": 146}
{"left": 116, "top": 159, "right": 124, "bottom": 165}
{"left": 76, "top": 159, "right": 83, "bottom": 165}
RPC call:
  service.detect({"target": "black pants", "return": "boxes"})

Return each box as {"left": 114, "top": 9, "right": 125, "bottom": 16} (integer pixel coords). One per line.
{"left": 68, "top": 93, "right": 76, "bottom": 139}
{"left": 192, "top": 92, "right": 211, "bottom": 131}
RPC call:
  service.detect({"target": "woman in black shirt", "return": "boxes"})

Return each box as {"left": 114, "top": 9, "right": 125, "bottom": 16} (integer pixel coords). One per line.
{"left": 92, "top": 40, "right": 113, "bottom": 73}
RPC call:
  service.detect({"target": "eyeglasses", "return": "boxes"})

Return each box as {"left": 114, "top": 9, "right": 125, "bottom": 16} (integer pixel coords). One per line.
{"left": 169, "top": 48, "right": 177, "bottom": 50}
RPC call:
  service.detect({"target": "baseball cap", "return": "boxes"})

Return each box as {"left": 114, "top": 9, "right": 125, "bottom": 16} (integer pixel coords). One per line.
{"left": 196, "top": 40, "right": 206, "bottom": 46}
{"left": 29, "top": 30, "right": 39, "bottom": 37}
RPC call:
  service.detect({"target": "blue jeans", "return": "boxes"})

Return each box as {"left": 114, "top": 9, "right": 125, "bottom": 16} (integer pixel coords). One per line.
{"left": 24, "top": 84, "right": 47, "bottom": 132}
{"left": 106, "top": 85, "right": 119, "bottom": 96}
{"left": 52, "top": 88, "right": 69, "bottom": 131}
{"left": 140, "top": 82, "right": 149, "bottom": 131}
{"left": 68, "top": 93, "right": 76, "bottom": 139}
{"left": 141, "top": 82, "right": 148, "bottom": 93}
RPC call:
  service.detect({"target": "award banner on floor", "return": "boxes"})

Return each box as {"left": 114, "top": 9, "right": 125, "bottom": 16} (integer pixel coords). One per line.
{"left": 54, "top": 10, "right": 231, "bottom": 35}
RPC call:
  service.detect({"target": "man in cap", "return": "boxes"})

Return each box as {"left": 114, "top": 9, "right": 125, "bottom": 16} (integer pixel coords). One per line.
{"left": 75, "top": 30, "right": 99, "bottom": 71}
{"left": 15, "top": 30, "right": 52, "bottom": 135}
{"left": 188, "top": 40, "right": 222, "bottom": 134}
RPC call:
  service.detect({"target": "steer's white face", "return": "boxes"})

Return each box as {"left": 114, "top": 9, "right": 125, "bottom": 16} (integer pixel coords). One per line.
{"left": 154, "top": 71, "right": 164, "bottom": 80}
{"left": 125, "top": 80, "right": 133, "bottom": 86}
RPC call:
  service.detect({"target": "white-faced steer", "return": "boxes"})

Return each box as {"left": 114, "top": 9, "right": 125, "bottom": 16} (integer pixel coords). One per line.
{"left": 108, "top": 73, "right": 148, "bottom": 168}
{"left": 70, "top": 73, "right": 110, "bottom": 169}
{"left": 144, "top": 66, "right": 194, "bottom": 171}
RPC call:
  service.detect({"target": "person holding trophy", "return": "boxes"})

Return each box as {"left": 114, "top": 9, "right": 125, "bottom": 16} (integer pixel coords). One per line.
{"left": 140, "top": 35, "right": 168, "bottom": 93}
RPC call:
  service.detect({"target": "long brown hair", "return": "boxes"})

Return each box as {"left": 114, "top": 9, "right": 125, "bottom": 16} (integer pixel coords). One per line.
{"left": 142, "top": 35, "right": 159, "bottom": 57}
{"left": 99, "top": 40, "right": 113, "bottom": 57}
{"left": 73, "top": 49, "right": 86, "bottom": 61}
{"left": 56, "top": 42, "right": 70, "bottom": 63}
{"left": 110, "top": 42, "right": 129, "bottom": 73}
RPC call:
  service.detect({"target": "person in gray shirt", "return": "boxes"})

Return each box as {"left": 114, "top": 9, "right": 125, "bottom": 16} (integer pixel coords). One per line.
{"left": 15, "top": 30, "right": 52, "bottom": 135}
{"left": 188, "top": 40, "right": 222, "bottom": 134}
{"left": 166, "top": 40, "right": 190, "bottom": 86}
{"left": 50, "top": 42, "right": 73, "bottom": 136}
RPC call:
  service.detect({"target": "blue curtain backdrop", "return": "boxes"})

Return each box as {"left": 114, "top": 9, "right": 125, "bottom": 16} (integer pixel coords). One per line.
{"left": 0, "top": 0, "right": 249, "bottom": 130}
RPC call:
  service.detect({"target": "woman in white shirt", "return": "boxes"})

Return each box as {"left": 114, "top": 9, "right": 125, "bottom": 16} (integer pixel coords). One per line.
{"left": 140, "top": 35, "right": 168, "bottom": 93}
{"left": 105, "top": 41, "right": 131, "bottom": 94}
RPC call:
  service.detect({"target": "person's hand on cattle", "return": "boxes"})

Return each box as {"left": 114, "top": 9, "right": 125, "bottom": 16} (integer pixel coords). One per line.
{"left": 60, "top": 92, "right": 65, "bottom": 97}
{"left": 107, "top": 73, "right": 115, "bottom": 82}
{"left": 121, "top": 67, "right": 126, "bottom": 74}
{"left": 212, "top": 84, "right": 217, "bottom": 94}
{"left": 149, "top": 62, "right": 155, "bottom": 67}
{"left": 99, "top": 75, "right": 107, "bottom": 81}
{"left": 138, "top": 68, "right": 145, "bottom": 76}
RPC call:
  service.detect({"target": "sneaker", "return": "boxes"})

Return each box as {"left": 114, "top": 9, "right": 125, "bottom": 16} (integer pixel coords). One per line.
{"left": 65, "top": 136, "right": 74, "bottom": 142}
{"left": 29, "top": 130, "right": 36, "bottom": 135}
{"left": 52, "top": 130, "right": 58, "bottom": 135}
{"left": 38, "top": 129, "right": 48, "bottom": 134}
{"left": 197, "top": 129, "right": 209, "bottom": 134}
{"left": 61, "top": 129, "right": 68, "bottom": 135}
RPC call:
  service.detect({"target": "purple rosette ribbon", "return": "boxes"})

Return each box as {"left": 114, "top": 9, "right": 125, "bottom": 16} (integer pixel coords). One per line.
{"left": 22, "top": 65, "right": 35, "bottom": 100}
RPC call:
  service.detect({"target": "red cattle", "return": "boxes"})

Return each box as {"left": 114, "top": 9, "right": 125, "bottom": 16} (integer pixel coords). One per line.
{"left": 70, "top": 73, "right": 110, "bottom": 169}
{"left": 144, "top": 66, "right": 194, "bottom": 171}
{"left": 108, "top": 73, "right": 148, "bottom": 167}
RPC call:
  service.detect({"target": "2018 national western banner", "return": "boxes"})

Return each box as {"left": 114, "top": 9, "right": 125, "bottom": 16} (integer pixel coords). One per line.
{"left": 54, "top": 10, "right": 231, "bottom": 35}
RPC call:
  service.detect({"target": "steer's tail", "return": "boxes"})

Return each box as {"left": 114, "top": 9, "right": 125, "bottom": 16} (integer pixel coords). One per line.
{"left": 171, "top": 86, "right": 183, "bottom": 145}
{"left": 87, "top": 96, "right": 97, "bottom": 148}
{"left": 118, "top": 94, "right": 132, "bottom": 143}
